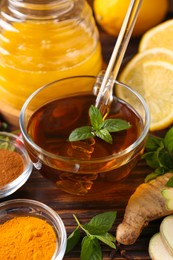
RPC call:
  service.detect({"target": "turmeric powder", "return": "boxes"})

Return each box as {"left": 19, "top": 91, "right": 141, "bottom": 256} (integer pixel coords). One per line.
{"left": 0, "top": 216, "right": 57, "bottom": 259}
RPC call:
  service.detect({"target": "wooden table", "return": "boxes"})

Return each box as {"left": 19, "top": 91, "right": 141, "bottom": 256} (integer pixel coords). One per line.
{"left": 1, "top": 6, "right": 173, "bottom": 260}
{"left": 1, "top": 159, "right": 156, "bottom": 260}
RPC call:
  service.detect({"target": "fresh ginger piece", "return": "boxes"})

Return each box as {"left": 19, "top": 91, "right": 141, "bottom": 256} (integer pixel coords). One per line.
{"left": 149, "top": 233, "right": 173, "bottom": 260}
{"left": 162, "top": 188, "right": 173, "bottom": 210}
{"left": 116, "top": 172, "right": 173, "bottom": 245}
{"left": 160, "top": 215, "right": 173, "bottom": 256}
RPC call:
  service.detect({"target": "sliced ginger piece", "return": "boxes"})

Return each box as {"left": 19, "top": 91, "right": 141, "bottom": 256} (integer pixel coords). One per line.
{"left": 160, "top": 215, "right": 173, "bottom": 256}
{"left": 162, "top": 188, "right": 173, "bottom": 210}
{"left": 149, "top": 233, "right": 173, "bottom": 260}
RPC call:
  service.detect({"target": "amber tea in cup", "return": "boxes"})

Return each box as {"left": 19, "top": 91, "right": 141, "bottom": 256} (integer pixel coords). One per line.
{"left": 20, "top": 76, "right": 150, "bottom": 195}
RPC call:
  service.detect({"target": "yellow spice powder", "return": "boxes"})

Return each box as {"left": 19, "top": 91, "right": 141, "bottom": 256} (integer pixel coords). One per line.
{"left": 0, "top": 216, "right": 57, "bottom": 260}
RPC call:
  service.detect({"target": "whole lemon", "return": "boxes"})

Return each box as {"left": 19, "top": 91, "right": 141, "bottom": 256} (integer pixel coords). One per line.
{"left": 93, "top": 0, "right": 169, "bottom": 37}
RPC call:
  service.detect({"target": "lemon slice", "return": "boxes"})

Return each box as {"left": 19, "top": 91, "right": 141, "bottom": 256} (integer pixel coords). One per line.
{"left": 118, "top": 48, "right": 173, "bottom": 97}
{"left": 139, "top": 19, "right": 173, "bottom": 52}
{"left": 118, "top": 60, "right": 173, "bottom": 131}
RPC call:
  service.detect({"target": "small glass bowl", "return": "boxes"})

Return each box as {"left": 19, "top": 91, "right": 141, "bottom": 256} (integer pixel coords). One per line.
{"left": 0, "top": 131, "right": 33, "bottom": 198}
{"left": 0, "top": 199, "right": 67, "bottom": 260}
{"left": 20, "top": 75, "right": 150, "bottom": 195}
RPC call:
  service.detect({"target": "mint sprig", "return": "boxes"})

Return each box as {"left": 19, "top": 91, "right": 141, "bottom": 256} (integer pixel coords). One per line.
{"left": 0, "top": 136, "right": 15, "bottom": 151}
{"left": 65, "top": 211, "right": 117, "bottom": 260}
{"left": 68, "top": 105, "right": 131, "bottom": 144}
{"left": 142, "top": 127, "right": 173, "bottom": 186}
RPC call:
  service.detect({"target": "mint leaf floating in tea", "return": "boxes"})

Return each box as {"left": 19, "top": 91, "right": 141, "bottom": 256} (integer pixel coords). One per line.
{"left": 65, "top": 211, "right": 117, "bottom": 260}
{"left": 68, "top": 126, "right": 93, "bottom": 142}
{"left": 68, "top": 105, "right": 131, "bottom": 144}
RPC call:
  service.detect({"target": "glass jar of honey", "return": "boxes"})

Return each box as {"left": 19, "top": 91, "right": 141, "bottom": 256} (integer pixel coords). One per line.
{"left": 0, "top": 0, "right": 102, "bottom": 125}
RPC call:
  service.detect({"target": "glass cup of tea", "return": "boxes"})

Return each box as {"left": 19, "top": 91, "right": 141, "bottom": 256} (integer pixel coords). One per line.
{"left": 19, "top": 75, "right": 150, "bottom": 195}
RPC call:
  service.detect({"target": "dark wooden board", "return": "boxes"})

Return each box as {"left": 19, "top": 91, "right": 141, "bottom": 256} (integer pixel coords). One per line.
{"left": 0, "top": 159, "right": 161, "bottom": 259}
{"left": 1, "top": 5, "right": 173, "bottom": 259}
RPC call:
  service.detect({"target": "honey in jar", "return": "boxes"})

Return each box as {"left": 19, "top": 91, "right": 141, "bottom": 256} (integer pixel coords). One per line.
{"left": 0, "top": 0, "right": 102, "bottom": 125}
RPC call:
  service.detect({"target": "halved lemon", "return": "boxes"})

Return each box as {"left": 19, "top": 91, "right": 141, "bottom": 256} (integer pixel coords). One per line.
{"left": 118, "top": 59, "right": 173, "bottom": 131}
{"left": 118, "top": 48, "right": 173, "bottom": 97}
{"left": 139, "top": 19, "right": 173, "bottom": 52}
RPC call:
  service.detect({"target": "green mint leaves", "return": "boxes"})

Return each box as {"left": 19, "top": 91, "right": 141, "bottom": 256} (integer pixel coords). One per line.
{"left": 69, "top": 105, "right": 131, "bottom": 144}
{"left": 65, "top": 211, "right": 117, "bottom": 260}
{"left": 0, "top": 122, "right": 7, "bottom": 131}
{"left": 0, "top": 136, "right": 15, "bottom": 151}
{"left": 142, "top": 127, "right": 173, "bottom": 186}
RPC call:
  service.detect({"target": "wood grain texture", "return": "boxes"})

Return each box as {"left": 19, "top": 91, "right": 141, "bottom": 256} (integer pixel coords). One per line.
{"left": 1, "top": 3, "right": 173, "bottom": 259}
{"left": 0, "top": 160, "right": 160, "bottom": 259}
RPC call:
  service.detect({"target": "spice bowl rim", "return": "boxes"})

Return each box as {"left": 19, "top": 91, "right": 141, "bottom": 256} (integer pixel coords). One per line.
{"left": 0, "top": 198, "right": 67, "bottom": 260}
{"left": 0, "top": 131, "right": 33, "bottom": 198}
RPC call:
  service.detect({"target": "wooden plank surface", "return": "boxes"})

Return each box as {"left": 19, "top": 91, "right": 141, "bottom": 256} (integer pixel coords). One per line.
{"left": 1, "top": 3, "right": 173, "bottom": 259}
{"left": 1, "top": 159, "right": 156, "bottom": 259}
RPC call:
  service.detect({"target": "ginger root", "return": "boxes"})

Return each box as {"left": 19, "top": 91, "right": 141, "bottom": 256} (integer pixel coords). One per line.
{"left": 116, "top": 172, "right": 173, "bottom": 245}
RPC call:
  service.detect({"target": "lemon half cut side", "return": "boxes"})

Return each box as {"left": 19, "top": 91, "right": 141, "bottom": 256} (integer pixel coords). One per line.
{"left": 118, "top": 58, "right": 173, "bottom": 131}
{"left": 118, "top": 48, "right": 173, "bottom": 98}
{"left": 143, "top": 61, "right": 173, "bottom": 131}
{"left": 139, "top": 19, "right": 173, "bottom": 52}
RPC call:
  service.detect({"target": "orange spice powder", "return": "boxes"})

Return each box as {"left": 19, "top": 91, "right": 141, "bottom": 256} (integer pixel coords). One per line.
{"left": 0, "top": 216, "right": 57, "bottom": 259}
{"left": 0, "top": 149, "right": 24, "bottom": 186}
